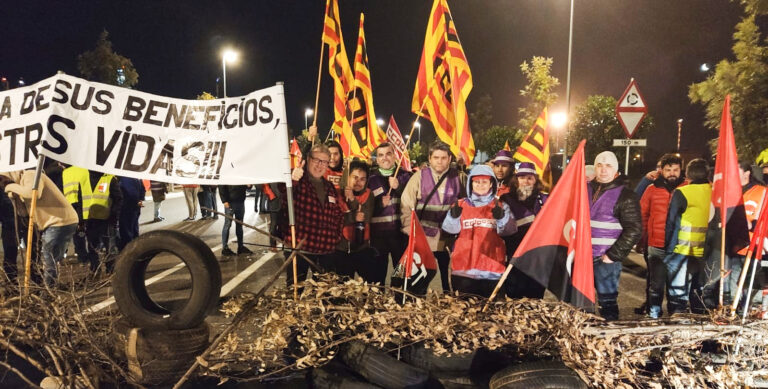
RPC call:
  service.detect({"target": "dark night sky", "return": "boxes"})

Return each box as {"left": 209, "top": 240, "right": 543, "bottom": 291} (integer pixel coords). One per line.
{"left": 0, "top": 0, "right": 747, "bottom": 164}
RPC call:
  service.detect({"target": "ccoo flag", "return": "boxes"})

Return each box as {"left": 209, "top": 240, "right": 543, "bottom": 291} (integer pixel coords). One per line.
{"left": 509, "top": 140, "right": 595, "bottom": 310}
{"left": 513, "top": 108, "right": 552, "bottom": 188}
{"left": 711, "top": 95, "right": 749, "bottom": 249}
{"left": 412, "top": 0, "right": 475, "bottom": 164}
{"left": 290, "top": 137, "right": 302, "bottom": 169}
{"left": 322, "top": 0, "right": 354, "bottom": 139}
{"left": 385, "top": 116, "right": 412, "bottom": 172}
{"left": 502, "top": 140, "right": 511, "bottom": 152}
{"left": 340, "top": 13, "right": 387, "bottom": 159}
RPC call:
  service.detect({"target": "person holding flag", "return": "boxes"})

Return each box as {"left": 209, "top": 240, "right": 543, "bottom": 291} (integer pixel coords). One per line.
{"left": 368, "top": 142, "right": 412, "bottom": 274}
{"left": 401, "top": 140, "right": 466, "bottom": 292}
{"left": 588, "top": 151, "right": 642, "bottom": 320}
{"left": 500, "top": 162, "right": 549, "bottom": 299}
{"left": 325, "top": 139, "right": 346, "bottom": 191}
{"left": 442, "top": 165, "right": 516, "bottom": 296}
{"left": 663, "top": 159, "right": 712, "bottom": 316}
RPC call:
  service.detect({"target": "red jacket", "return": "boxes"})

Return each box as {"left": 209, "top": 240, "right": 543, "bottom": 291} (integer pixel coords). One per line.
{"left": 640, "top": 179, "right": 685, "bottom": 248}
{"left": 450, "top": 199, "right": 507, "bottom": 280}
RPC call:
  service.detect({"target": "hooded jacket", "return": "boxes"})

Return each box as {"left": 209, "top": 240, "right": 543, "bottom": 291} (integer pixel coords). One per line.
{"left": 442, "top": 165, "right": 516, "bottom": 280}
{"left": 640, "top": 176, "right": 685, "bottom": 249}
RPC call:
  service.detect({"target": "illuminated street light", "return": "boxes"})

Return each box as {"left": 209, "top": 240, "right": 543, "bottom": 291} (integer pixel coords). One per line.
{"left": 221, "top": 48, "right": 239, "bottom": 97}
{"left": 376, "top": 118, "right": 385, "bottom": 127}
{"left": 304, "top": 108, "right": 313, "bottom": 131}
{"left": 414, "top": 121, "right": 421, "bottom": 143}
{"left": 551, "top": 112, "right": 567, "bottom": 129}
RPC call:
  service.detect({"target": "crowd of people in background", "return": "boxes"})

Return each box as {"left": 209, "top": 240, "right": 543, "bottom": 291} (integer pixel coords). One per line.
{"left": 0, "top": 125, "right": 767, "bottom": 322}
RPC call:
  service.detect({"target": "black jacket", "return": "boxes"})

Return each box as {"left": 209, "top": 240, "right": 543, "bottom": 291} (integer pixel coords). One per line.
{"left": 589, "top": 178, "right": 642, "bottom": 262}
{"left": 219, "top": 185, "right": 248, "bottom": 204}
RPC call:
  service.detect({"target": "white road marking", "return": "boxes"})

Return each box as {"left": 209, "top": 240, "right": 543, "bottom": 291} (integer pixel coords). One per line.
{"left": 219, "top": 251, "right": 277, "bottom": 297}
{"left": 83, "top": 222, "right": 267, "bottom": 315}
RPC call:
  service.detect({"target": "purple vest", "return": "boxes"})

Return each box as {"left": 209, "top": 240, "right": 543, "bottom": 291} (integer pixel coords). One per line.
{"left": 368, "top": 170, "right": 412, "bottom": 233}
{"left": 418, "top": 168, "right": 460, "bottom": 237}
{"left": 588, "top": 185, "right": 624, "bottom": 258}
{"left": 507, "top": 192, "right": 548, "bottom": 229}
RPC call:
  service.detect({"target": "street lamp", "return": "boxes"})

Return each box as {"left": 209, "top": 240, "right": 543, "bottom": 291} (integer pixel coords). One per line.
{"left": 376, "top": 118, "right": 385, "bottom": 127}
{"left": 414, "top": 121, "right": 421, "bottom": 143}
{"left": 221, "top": 49, "right": 239, "bottom": 98}
{"left": 551, "top": 112, "right": 567, "bottom": 161}
{"left": 677, "top": 118, "right": 683, "bottom": 151}
{"left": 304, "top": 108, "right": 313, "bottom": 131}
{"left": 562, "top": 0, "right": 574, "bottom": 171}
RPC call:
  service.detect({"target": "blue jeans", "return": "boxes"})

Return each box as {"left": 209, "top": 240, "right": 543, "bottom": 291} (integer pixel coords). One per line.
{"left": 222, "top": 201, "right": 245, "bottom": 249}
{"left": 648, "top": 248, "right": 690, "bottom": 315}
{"left": 41, "top": 224, "right": 77, "bottom": 286}
{"left": 594, "top": 259, "right": 622, "bottom": 300}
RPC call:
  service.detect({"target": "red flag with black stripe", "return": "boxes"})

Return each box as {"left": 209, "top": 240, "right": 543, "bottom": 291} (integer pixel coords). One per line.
{"left": 509, "top": 140, "right": 595, "bottom": 310}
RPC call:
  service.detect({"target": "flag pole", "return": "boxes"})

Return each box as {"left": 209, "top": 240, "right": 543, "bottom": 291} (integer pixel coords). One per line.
{"left": 312, "top": 0, "right": 330, "bottom": 146}
{"left": 22, "top": 155, "right": 46, "bottom": 295}
{"left": 719, "top": 219, "right": 726, "bottom": 309}
{"left": 730, "top": 190, "right": 768, "bottom": 315}
{"left": 483, "top": 263, "right": 514, "bottom": 312}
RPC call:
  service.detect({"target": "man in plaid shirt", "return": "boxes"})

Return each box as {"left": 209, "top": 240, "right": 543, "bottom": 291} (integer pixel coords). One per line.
{"left": 282, "top": 142, "right": 345, "bottom": 285}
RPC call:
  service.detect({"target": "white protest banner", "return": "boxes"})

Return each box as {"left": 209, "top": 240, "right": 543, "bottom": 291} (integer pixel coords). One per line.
{"left": 0, "top": 74, "right": 291, "bottom": 186}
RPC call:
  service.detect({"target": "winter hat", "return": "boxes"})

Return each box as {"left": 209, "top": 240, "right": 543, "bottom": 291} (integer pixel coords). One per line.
{"left": 515, "top": 162, "right": 537, "bottom": 176}
{"left": 472, "top": 175, "right": 493, "bottom": 181}
{"left": 491, "top": 150, "right": 514, "bottom": 165}
{"left": 594, "top": 151, "right": 619, "bottom": 175}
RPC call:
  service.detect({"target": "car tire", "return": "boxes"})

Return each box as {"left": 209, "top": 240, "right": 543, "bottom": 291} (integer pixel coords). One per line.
{"left": 341, "top": 341, "right": 429, "bottom": 389}
{"left": 402, "top": 343, "right": 476, "bottom": 374}
{"left": 113, "top": 230, "right": 221, "bottom": 330}
{"left": 489, "top": 361, "right": 588, "bottom": 389}
{"left": 111, "top": 319, "right": 210, "bottom": 385}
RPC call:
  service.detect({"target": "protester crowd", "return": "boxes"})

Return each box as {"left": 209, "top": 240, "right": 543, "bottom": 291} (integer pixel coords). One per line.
{"left": 0, "top": 124, "right": 766, "bottom": 322}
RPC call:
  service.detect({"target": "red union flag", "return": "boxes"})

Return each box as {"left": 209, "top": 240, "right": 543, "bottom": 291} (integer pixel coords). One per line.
{"left": 395, "top": 210, "right": 437, "bottom": 292}
{"left": 385, "top": 116, "right": 412, "bottom": 172}
{"left": 509, "top": 140, "right": 595, "bottom": 309}
{"left": 289, "top": 137, "right": 302, "bottom": 169}
{"left": 711, "top": 95, "right": 749, "bottom": 249}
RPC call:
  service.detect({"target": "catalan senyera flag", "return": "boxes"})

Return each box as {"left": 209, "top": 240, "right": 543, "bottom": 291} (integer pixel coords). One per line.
{"left": 412, "top": 0, "right": 475, "bottom": 164}
{"left": 514, "top": 108, "right": 552, "bottom": 188}
{"left": 340, "top": 13, "right": 386, "bottom": 159}
{"left": 322, "top": 0, "right": 353, "bottom": 139}
{"left": 502, "top": 140, "right": 511, "bottom": 152}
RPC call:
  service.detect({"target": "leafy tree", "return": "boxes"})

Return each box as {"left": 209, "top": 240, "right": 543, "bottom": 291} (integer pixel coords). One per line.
{"left": 296, "top": 129, "right": 311, "bottom": 151}
{"left": 689, "top": 13, "right": 768, "bottom": 161}
{"left": 408, "top": 141, "right": 428, "bottom": 166}
{"left": 78, "top": 30, "right": 139, "bottom": 87}
{"left": 569, "top": 95, "right": 654, "bottom": 167}
{"left": 742, "top": 0, "right": 768, "bottom": 14}
{"left": 197, "top": 91, "right": 216, "bottom": 100}
{"left": 474, "top": 125, "right": 522, "bottom": 157}
{"left": 469, "top": 93, "right": 494, "bottom": 134}
{"left": 518, "top": 56, "right": 560, "bottom": 130}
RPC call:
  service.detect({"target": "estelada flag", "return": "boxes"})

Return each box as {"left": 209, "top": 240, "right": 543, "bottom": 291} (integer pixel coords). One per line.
{"left": 514, "top": 107, "right": 552, "bottom": 188}
{"left": 412, "top": 0, "right": 475, "bottom": 164}
{"left": 289, "top": 137, "right": 302, "bottom": 169}
{"left": 322, "top": 0, "right": 354, "bottom": 140}
{"left": 509, "top": 139, "right": 595, "bottom": 310}
{"left": 394, "top": 210, "right": 437, "bottom": 293}
{"left": 502, "top": 140, "right": 511, "bottom": 152}
{"left": 385, "top": 116, "right": 412, "bottom": 172}
{"left": 711, "top": 95, "right": 750, "bottom": 250}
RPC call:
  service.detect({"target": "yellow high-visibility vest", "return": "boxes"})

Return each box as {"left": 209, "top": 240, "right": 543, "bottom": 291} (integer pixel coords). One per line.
{"left": 674, "top": 183, "right": 712, "bottom": 258}
{"left": 62, "top": 167, "right": 114, "bottom": 220}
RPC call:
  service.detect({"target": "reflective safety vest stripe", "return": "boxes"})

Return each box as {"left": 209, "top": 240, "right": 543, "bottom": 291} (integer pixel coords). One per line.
{"left": 62, "top": 166, "right": 87, "bottom": 205}
{"left": 84, "top": 174, "right": 115, "bottom": 220}
{"left": 738, "top": 185, "right": 767, "bottom": 256}
{"left": 674, "top": 183, "right": 711, "bottom": 258}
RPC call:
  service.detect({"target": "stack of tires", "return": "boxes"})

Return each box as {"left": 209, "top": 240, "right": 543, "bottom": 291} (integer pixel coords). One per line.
{"left": 312, "top": 341, "right": 587, "bottom": 389}
{"left": 111, "top": 230, "right": 222, "bottom": 386}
